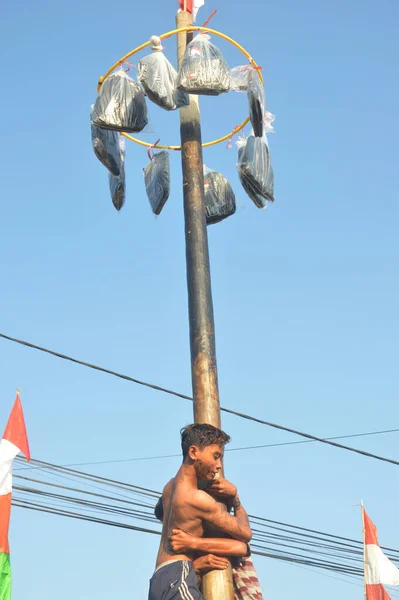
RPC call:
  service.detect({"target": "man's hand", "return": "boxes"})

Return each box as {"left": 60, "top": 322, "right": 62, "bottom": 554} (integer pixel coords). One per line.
{"left": 192, "top": 554, "right": 229, "bottom": 574}
{"left": 168, "top": 529, "right": 198, "bottom": 553}
{"left": 207, "top": 478, "right": 237, "bottom": 500}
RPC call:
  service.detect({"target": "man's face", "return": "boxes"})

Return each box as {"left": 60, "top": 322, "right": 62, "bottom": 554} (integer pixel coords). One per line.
{"left": 192, "top": 444, "right": 224, "bottom": 481}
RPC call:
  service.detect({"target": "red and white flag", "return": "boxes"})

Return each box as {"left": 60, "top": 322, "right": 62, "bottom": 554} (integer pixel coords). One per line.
{"left": 0, "top": 391, "right": 30, "bottom": 600}
{"left": 363, "top": 506, "right": 399, "bottom": 600}
{"left": 178, "top": 0, "right": 205, "bottom": 22}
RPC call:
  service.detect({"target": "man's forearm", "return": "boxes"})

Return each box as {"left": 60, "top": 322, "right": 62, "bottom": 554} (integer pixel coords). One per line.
{"left": 199, "top": 489, "right": 252, "bottom": 543}
{"left": 192, "top": 537, "right": 248, "bottom": 557}
{"left": 233, "top": 495, "right": 252, "bottom": 540}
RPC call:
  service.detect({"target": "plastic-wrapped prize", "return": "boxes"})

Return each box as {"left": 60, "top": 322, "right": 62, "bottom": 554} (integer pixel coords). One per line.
{"left": 247, "top": 68, "right": 265, "bottom": 137}
{"left": 177, "top": 34, "right": 231, "bottom": 96}
{"left": 204, "top": 168, "right": 236, "bottom": 225}
{"left": 109, "top": 137, "right": 126, "bottom": 210}
{"left": 144, "top": 151, "right": 170, "bottom": 215}
{"left": 92, "top": 70, "right": 148, "bottom": 133}
{"left": 91, "top": 112, "right": 122, "bottom": 176}
{"left": 109, "top": 163, "right": 125, "bottom": 211}
{"left": 138, "top": 45, "right": 189, "bottom": 111}
{"left": 229, "top": 65, "right": 252, "bottom": 92}
{"left": 237, "top": 135, "right": 274, "bottom": 208}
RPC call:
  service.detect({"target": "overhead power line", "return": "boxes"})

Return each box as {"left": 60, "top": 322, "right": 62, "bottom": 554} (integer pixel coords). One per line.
{"left": 11, "top": 455, "right": 399, "bottom": 588}
{"left": 14, "top": 455, "right": 399, "bottom": 558}
{"left": 13, "top": 427, "right": 399, "bottom": 470}
{"left": 0, "top": 332, "right": 193, "bottom": 403}
{"left": 3, "top": 332, "right": 399, "bottom": 468}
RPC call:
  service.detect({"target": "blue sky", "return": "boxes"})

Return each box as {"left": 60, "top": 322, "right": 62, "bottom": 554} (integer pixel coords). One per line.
{"left": 1, "top": 0, "right": 398, "bottom": 598}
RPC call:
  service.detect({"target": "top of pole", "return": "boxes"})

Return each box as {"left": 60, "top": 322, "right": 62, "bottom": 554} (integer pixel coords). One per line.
{"left": 176, "top": 12, "right": 193, "bottom": 67}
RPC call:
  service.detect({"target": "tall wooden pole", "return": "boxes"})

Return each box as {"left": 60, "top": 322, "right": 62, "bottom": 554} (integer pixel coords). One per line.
{"left": 176, "top": 10, "right": 234, "bottom": 600}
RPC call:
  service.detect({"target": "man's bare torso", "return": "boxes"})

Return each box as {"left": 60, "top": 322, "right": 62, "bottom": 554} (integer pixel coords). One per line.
{"left": 155, "top": 475, "right": 232, "bottom": 568}
{"left": 156, "top": 476, "right": 207, "bottom": 567}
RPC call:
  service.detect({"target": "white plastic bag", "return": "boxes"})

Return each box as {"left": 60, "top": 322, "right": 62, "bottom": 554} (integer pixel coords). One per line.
{"left": 92, "top": 70, "right": 148, "bottom": 133}
{"left": 264, "top": 111, "right": 275, "bottom": 134}
{"left": 177, "top": 34, "right": 231, "bottom": 96}
{"left": 138, "top": 37, "right": 189, "bottom": 111}
{"left": 203, "top": 165, "right": 236, "bottom": 225}
{"left": 237, "top": 134, "right": 274, "bottom": 208}
{"left": 229, "top": 65, "right": 253, "bottom": 92}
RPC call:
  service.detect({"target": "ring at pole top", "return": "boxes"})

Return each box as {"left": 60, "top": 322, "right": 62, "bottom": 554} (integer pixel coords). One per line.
{"left": 96, "top": 25, "right": 264, "bottom": 151}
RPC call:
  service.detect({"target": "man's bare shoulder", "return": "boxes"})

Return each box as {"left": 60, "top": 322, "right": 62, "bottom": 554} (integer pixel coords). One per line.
{"left": 162, "top": 478, "right": 174, "bottom": 497}
{"left": 185, "top": 489, "right": 217, "bottom": 513}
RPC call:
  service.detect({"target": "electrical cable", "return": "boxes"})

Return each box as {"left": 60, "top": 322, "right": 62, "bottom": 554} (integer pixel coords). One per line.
{"left": 14, "top": 428, "right": 399, "bottom": 470}
{"left": 11, "top": 458, "right": 399, "bottom": 581}
{"left": 3, "top": 332, "right": 399, "bottom": 468}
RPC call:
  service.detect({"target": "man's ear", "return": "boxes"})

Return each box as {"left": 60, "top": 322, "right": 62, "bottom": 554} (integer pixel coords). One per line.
{"left": 188, "top": 445, "right": 199, "bottom": 461}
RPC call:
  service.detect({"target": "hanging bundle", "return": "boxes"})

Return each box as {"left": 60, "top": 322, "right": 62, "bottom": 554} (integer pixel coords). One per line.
{"left": 229, "top": 65, "right": 253, "bottom": 92}
{"left": 177, "top": 34, "right": 231, "bottom": 96}
{"left": 247, "top": 68, "right": 265, "bottom": 137}
{"left": 92, "top": 70, "right": 148, "bottom": 133}
{"left": 109, "top": 138, "right": 126, "bottom": 210}
{"left": 90, "top": 107, "right": 122, "bottom": 176}
{"left": 144, "top": 149, "right": 170, "bottom": 215}
{"left": 137, "top": 36, "right": 189, "bottom": 111}
{"left": 109, "top": 166, "right": 125, "bottom": 210}
{"left": 204, "top": 166, "right": 236, "bottom": 225}
{"left": 237, "top": 135, "right": 274, "bottom": 208}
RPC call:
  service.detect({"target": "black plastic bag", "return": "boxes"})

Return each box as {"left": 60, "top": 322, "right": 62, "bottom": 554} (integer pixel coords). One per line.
{"left": 109, "top": 164, "right": 125, "bottom": 210}
{"left": 204, "top": 168, "right": 236, "bottom": 225}
{"left": 138, "top": 44, "right": 189, "bottom": 111}
{"left": 247, "top": 68, "right": 265, "bottom": 137}
{"left": 144, "top": 151, "right": 170, "bottom": 215}
{"left": 92, "top": 70, "right": 148, "bottom": 133}
{"left": 108, "top": 138, "right": 126, "bottom": 210}
{"left": 177, "top": 34, "right": 231, "bottom": 96}
{"left": 237, "top": 135, "right": 274, "bottom": 208}
{"left": 91, "top": 107, "right": 122, "bottom": 176}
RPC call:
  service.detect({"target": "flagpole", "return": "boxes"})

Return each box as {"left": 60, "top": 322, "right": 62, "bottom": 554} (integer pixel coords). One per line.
{"left": 361, "top": 500, "right": 367, "bottom": 600}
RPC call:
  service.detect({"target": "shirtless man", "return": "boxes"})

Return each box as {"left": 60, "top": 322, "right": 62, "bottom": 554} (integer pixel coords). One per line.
{"left": 155, "top": 478, "right": 251, "bottom": 582}
{"left": 148, "top": 424, "right": 252, "bottom": 600}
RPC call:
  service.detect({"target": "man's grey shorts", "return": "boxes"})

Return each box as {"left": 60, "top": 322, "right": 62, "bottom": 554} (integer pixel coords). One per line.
{"left": 148, "top": 559, "right": 203, "bottom": 600}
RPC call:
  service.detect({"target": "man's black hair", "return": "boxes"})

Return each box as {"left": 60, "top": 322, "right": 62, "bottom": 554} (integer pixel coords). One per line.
{"left": 180, "top": 423, "right": 231, "bottom": 460}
